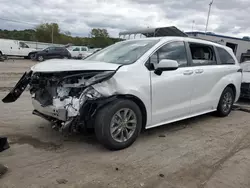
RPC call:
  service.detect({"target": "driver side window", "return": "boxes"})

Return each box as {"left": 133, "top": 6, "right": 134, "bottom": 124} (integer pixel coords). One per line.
{"left": 150, "top": 41, "right": 188, "bottom": 68}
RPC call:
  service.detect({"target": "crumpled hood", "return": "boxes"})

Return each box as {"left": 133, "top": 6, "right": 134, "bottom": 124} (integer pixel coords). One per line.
{"left": 31, "top": 59, "right": 120, "bottom": 72}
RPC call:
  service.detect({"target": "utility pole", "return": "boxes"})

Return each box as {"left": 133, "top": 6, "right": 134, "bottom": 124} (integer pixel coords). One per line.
{"left": 51, "top": 24, "right": 54, "bottom": 44}
{"left": 192, "top": 20, "right": 195, "bottom": 32}
{"left": 205, "top": 0, "right": 214, "bottom": 34}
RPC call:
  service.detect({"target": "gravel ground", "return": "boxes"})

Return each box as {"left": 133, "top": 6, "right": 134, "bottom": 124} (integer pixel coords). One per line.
{"left": 1, "top": 60, "right": 250, "bottom": 188}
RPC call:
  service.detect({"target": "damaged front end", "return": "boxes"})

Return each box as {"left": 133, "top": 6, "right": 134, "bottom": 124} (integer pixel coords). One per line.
{"left": 2, "top": 68, "right": 120, "bottom": 132}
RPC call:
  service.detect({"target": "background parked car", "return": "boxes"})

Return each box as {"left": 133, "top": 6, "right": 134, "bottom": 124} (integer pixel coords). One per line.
{"left": 67, "top": 46, "right": 89, "bottom": 59}
{"left": 68, "top": 46, "right": 102, "bottom": 59}
{"left": 240, "top": 61, "right": 250, "bottom": 99}
{"left": 31, "top": 46, "right": 71, "bottom": 61}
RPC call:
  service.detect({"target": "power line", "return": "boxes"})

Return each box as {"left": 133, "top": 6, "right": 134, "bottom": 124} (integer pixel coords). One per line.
{"left": 0, "top": 17, "right": 37, "bottom": 26}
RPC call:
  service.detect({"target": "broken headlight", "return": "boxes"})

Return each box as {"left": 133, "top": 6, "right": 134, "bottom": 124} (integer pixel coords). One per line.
{"left": 85, "top": 86, "right": 102, "bottom": 100}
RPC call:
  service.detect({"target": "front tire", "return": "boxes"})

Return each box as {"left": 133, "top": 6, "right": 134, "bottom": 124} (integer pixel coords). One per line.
{"left": 95, "top": 99, "right": 142, "bottom": 150}
{"left": 216, "top": 87, "right": 235, "bottom": 117}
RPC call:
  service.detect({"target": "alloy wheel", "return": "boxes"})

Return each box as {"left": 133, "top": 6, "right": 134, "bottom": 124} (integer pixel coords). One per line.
{"left": 222, "top": 92, "right": 233, "bottom": 113}
{"left": 110, "top": 108, "right": 137, "bottom": 143}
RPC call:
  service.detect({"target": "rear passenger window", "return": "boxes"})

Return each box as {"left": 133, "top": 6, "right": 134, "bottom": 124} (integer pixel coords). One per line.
{"left": 189, "top": 43, "right": 216, "bottom": 66}
{"left": 216, "top": 47, "right": 235, "bottom": 64}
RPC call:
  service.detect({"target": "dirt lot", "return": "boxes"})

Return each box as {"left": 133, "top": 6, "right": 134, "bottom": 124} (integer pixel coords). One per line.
{"left": 1, "top": 59, "right": 250, "bottom": 188}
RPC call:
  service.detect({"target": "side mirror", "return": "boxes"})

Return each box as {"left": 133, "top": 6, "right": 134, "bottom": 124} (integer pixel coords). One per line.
{"left": 154, "top": 59, "right": 179, "bottom": 75}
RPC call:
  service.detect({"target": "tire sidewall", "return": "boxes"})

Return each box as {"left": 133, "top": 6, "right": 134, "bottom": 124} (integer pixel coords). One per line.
{"left": 95, "top": 99, "right": 142, "bottom": 150}
{"left": 217, "top": 87, "right": 235, "bottom": 116}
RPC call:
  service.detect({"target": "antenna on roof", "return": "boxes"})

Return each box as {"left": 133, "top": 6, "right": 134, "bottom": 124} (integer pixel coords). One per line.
{"left": 205, "top": 0, "right": 214, "bottom": 35}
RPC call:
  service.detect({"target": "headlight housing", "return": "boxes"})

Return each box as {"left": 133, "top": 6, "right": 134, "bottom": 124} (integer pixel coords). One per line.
{"left": 85, "top": 86, "right": 102, "bottom": 100}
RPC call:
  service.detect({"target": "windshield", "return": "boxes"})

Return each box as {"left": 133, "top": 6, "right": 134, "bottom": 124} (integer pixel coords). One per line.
{"left": 85, "top": 39, "right": 159, "bottom": 64}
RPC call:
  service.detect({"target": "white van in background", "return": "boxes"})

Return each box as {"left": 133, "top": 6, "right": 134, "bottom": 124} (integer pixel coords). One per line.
{"left": 0, "top": 39, "right": 36, "bottom": 58}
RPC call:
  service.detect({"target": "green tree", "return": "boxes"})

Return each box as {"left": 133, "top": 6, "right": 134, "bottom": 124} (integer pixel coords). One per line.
{"left": 35, "top": 23, "right": 60, "bottom": 43}
{"left": 90, "top": 28, "right": 109, "bottom": 38}
{"left": 0, "top": 24, "right": 122, "bottom": 48}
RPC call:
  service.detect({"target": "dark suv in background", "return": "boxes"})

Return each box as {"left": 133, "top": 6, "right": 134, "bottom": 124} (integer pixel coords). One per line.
{"left": 30, "top": 46, "right": 71, "bottom": 61}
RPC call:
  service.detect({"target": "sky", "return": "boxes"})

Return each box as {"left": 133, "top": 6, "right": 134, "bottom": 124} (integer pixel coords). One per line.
{"left": 0, "top": 0, "right": 250, "bottom": 38}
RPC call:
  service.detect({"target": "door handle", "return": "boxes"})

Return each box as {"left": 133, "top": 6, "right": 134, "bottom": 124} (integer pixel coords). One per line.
{"left": 195, "top": 69, "right": 204, "bottom": 74}
{"left": 183, "top": 70, "right": 194, "bottom": 75}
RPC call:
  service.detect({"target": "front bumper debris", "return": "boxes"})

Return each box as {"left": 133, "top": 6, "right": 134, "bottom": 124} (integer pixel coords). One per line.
{"left": 32, "top": 99, "right": 68, "bottom": 121}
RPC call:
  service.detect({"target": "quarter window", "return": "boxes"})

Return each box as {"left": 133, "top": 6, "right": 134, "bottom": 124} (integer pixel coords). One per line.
{"left": 189, "top": 43, "right": 216, "bottom": 65}
{"left": 216, "top": 47, "right": 235, "bottom": 64}
{"left": 150, "top": 41, "right": 188, "bottom": 67}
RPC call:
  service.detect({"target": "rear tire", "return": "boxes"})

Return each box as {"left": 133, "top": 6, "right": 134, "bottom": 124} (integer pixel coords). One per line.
{"left": 95, "top": 99, "right": 142, "bottom": 150}
{"left": 216, "top": 87, "right": 235, "bottom": 117}
{"left": 37, "top": 55, "right": 44, "bottom": 62}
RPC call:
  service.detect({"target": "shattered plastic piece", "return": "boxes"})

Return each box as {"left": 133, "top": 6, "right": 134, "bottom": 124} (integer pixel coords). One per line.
{"left": 159, "top": 173, "right": 165, "bottom": 178}
{"left": 56, "top": 179, "right": 68, "bottom": 184}
{"left": 0, "top": 164, "right": 8, "bottom": 177}
{"left": 0, "top": 137, "right": 9, "bottom": 152}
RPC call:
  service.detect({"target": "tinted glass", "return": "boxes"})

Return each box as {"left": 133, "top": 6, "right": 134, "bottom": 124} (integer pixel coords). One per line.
{"left": 189, "top": 43, "right": 216, "bottom": 65}
{"left": 217, "top": 47, "right": 235, "bottom": 64}
{"left": 150, "top": 41, "right": 188, "bottom": 67}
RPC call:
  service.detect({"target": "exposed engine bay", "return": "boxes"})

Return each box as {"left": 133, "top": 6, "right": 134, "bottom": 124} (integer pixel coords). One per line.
{"left": 2, "top": 68, "right": 120, "bottom": 132}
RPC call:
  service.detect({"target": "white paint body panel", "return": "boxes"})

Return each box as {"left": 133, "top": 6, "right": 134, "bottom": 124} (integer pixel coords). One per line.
{"left": 31, "top": 59, "right": 120, "bottom": 72}
{"left": 0, "top": 39, "right": 36, "bottom": 57}
{"left": 240, "top": 61, "right": 250, "bottom": 83}
{"left": 242, "top": 72, "right": 250, "bottom": 83}
{"left": 32, "top": 37, "right": 242, "bottom": 129}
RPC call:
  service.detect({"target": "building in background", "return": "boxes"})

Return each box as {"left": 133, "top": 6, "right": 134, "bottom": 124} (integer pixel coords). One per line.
{"left": 186, "top": 32, "right": 250, "bottom": 63}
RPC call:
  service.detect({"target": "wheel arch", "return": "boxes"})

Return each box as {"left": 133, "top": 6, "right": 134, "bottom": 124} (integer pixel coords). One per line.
{"left": 226, "top": 83, "right": 236, "bottom": 98}
{"left": 115, "top": 94, "right": 147, "bottom": 131}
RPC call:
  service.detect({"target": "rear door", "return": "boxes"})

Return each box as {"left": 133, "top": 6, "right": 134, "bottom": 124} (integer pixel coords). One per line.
{"left": 46, "top": 47, "right": 57, "bottom": 59}
{"left": 187, "top": 42, "right": 239, "bottom": 114}
{"left": 54, "top": 47, "right": 63, "bottom": 58}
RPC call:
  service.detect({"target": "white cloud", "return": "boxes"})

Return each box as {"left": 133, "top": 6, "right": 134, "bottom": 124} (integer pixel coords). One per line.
{"left": 0, "top": 0, "right": 250, "bottom": 38}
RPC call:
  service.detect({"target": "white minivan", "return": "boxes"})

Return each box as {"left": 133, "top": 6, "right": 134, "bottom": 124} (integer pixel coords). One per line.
{"left": 0, "top": 39, "right": 36, "bottom": 58}
{"left": 2, "top": 37, "right": 242, "bottom": 150}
